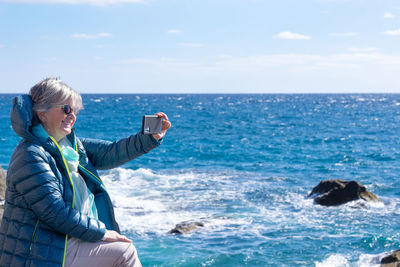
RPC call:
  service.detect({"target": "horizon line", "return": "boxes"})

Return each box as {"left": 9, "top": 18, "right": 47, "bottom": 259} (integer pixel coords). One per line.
{"left": 1, "top": 92, "right": 400, "bottom": 95}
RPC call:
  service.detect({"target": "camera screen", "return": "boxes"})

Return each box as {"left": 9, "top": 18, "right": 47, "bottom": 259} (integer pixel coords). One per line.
{"left": 142, "top": 115, "right": 163, "bottom": 134}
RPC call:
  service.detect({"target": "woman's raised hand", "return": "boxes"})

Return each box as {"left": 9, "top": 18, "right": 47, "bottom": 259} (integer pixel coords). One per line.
{"left": 152, "top": 112, "right": 171, "bottom": 141}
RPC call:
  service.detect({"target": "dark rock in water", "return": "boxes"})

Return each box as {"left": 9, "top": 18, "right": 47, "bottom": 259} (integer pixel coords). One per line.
{"left": 308, "top": 179, "right": 380, "bottom": 206}
{"left": 381, "top": 249, "right": 400, "bottom": 267}
{"left": 169, "top": 221, "right": 204, "bottom": 234}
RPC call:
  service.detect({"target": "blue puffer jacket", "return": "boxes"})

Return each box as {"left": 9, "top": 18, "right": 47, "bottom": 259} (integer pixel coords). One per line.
{"left": 0, "top": 95, "right": 161, "bottom": 266}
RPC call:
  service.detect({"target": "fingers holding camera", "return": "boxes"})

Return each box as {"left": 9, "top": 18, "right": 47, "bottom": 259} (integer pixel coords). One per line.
{"left": 158, "top": 112, "right": 171, "bottom": 132}
{"left": 152, "top": 112, "right": 171, "bottom": 140}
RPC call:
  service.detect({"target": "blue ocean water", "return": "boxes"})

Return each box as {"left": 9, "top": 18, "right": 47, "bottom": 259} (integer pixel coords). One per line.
{"left": 1, "top": 94, "right": 400, "bottom": 266}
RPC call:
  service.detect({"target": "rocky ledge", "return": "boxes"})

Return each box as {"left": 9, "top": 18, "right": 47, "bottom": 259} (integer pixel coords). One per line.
{"left": 381, "top": 249, "right": 400, "bottom": 267}
{"left": 308, "top": 179, "right": 380, "bottom": 206}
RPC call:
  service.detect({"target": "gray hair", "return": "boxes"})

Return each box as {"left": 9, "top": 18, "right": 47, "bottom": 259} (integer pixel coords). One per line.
{"left": 29, "top": 77, "right": 83, "bottom": 113}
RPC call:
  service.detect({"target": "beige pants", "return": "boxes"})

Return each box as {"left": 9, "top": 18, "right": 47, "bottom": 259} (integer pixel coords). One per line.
{"left": 65, "top": 237, "right": 142, "bottom": 267}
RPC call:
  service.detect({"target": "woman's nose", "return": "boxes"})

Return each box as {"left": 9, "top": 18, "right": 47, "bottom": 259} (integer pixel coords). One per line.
{"left": 67, "top": 112, "right": 77, "bottom": 119}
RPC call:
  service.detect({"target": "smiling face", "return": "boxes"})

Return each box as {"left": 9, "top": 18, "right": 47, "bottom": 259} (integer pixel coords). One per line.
{"left": 38, "top": 102, "right": 78, "bottom": 142}
{"left": 30, "top": 78, "right": 83, "bottom": 142}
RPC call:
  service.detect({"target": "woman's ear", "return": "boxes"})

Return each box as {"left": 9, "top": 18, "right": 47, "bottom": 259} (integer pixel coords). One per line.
{"left": 36, "top": 111, "right": 47, "bottom": 123}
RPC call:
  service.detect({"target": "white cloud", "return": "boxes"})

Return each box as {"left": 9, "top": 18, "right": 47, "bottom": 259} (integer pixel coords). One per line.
{"left": 382, "top": 29, "right": 400, "bottom": 35}
{"left": 211, "top": 53, "right": 400, "bottom": 89}
{"left": 330, "top": 32, "right": 357, "bottom": 37}
{"left": 121, "top": 58, "right": 159, "bottom": 65}
{"left": 114, "top": 52, "right": 400, "bottom": 93}
{"left": 71, "top": 32, "right": 112, "bottom": 39}
{"left": 0, "top": 0, "right": 143, "bottom": 6}
{"left": 120, "top": 57, "right": 199, "bottom": 68}
{"left": 0, "top": 44, "right": 4, "bottom": 48}
{"left": 167, "top": 29, "right": 183, "bottom": 34}
{"left": 347, "top": 47, "right": 378, "bottom": 53}
{"left": 95, "top": 44, "right": 106, "bottom": 48}
{"left": 314, "top": 0, "right": 359, "bottom": 3}
{"left": 179, "top": 42, "right": 204, "bottom": 47}
{"left": 274, "top": 31, "right": 311, "bottom": 40}
{"left": 122, "top": 52, "right": 400, "bottom": 76}
{"left": 217, "top": 53, "right": 394, "bottom": 68}
{"left": 218, "top": 54, "right": 233, "bottom": 59}
{"left": 384, "top": 12, "right": 395, "bottom": 19}
{"left": 42, "top": 57, "right": 58, "bottom": 62}
{"left": 11, "top": 52, "right": 400, "bottom": 93}
{"left": 209, "top": 52, "right": 400, "bottom": 92}
{"left": 40, "top": 35, "right": 60, "bottom": 41}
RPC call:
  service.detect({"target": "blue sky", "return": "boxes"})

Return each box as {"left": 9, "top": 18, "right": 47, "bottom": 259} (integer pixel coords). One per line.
{"left": 0, "top": 0, "right": 399, "bottom": 93}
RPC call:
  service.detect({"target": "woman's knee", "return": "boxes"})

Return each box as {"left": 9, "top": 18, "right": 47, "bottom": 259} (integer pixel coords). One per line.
{"left": 117, "top": 243, "right": 141, "bottom": 267}
{"left": 125, "top": 243, "right": 137, "bottom": 255}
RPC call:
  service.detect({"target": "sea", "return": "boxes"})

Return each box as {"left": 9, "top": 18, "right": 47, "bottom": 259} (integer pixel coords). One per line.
{"left": 1, "top": 94, "right": 400, "bottom": 267}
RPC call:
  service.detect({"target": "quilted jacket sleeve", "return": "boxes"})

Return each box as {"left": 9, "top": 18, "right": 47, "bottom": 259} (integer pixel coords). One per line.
{"left": 11, "top": 147, "right": 106, "bottom": 242}
{"left": 81, "top": 132, "right": 161, "bottom": 170}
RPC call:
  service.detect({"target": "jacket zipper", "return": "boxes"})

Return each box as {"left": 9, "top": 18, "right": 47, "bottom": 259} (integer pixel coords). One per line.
{"left": 49, "top": 136, "right": 75, "bottom": 267}
{"left": 78, "top": 164, "right": 106, "bottom": 190}
{"left": 73, "top": 135, "right": 106, "bottom": 190}
{"left": 29, "top": 219, "right": 39, "bottom": 252}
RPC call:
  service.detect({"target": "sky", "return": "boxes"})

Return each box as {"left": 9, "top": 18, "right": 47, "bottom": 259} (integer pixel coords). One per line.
{"left": 0, "top": 0, "right": 399, "bottom": 93}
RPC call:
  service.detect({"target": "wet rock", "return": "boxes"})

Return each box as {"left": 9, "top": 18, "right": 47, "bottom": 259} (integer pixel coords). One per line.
{"left": 381, "top": 249, "right": 400, "bottom": 267}
{"left": 169, "top": 221, "right": 204, "bottom": 234}
{"left": 308, "top": 179, "right": 380, "bottom": 206}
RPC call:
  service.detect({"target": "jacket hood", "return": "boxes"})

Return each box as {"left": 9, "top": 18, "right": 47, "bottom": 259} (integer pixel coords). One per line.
{"left": 10, "top": 94, "right": 37, "bottom": 140}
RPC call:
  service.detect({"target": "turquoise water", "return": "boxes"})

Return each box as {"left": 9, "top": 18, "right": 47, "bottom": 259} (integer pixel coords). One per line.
{"left": 1, "top": 94, "right": 400, "bottom": 266}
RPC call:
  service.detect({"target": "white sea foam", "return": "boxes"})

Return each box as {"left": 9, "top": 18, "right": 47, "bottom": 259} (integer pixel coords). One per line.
{"left": 357, "top": 253, "right": 383, "bottom": 267}
{"left": 100, "top": 168, "right": 248, "bottom": 236}
{"left": 316, "top": 252, "right": 385, "bottom": 267}
{"left": 99, "top": 166, "right": 400, "bottom": 252}
{"left": 91, "top": 98, "right": 103, "bottom": 103}
{"left": 315, "top": 254, "right": 350, "bottom": 267}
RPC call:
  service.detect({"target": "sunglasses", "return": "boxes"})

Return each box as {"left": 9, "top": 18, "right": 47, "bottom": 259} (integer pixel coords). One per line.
{"left": 54, "top": 104, "right": 74, "bottom": 115}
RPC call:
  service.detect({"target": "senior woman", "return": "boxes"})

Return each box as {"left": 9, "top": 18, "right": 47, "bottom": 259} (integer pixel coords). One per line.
{"left": 0, "top": 77, "right": 171, "bottom": 267}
